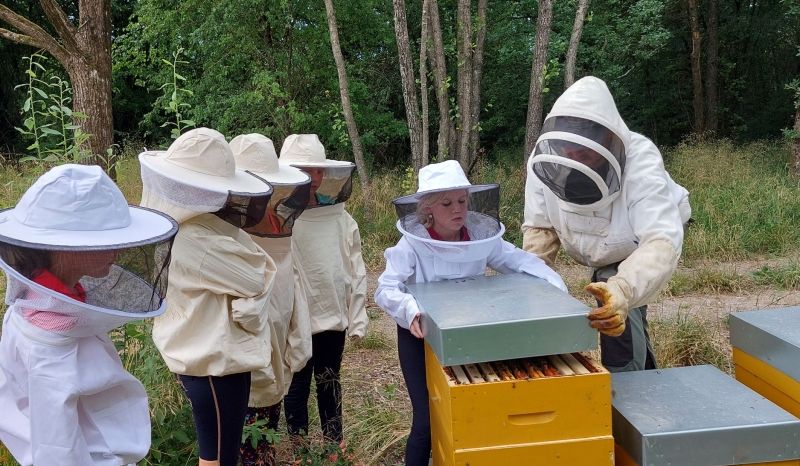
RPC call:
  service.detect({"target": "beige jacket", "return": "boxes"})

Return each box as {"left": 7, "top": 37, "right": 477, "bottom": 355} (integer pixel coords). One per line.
{"left": 291, "top": 203, "right": 368, "bottom": 337}
{"left": 153, "top": 214, "right": 277, "bottom": 376}
{"left": 247, "top": 236, "right": 312, "bottom": 407}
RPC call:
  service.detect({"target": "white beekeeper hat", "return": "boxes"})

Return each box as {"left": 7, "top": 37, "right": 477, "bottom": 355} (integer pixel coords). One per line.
{"left": 0, "top": 164, "right": 176, "bottom": 248}
{"left": 231, "top": 133, "right": 310, "bottom": 184}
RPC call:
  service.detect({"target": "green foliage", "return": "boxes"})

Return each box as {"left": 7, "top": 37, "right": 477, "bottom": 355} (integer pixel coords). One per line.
{"left": 13, "top": 53, "right": 90, "bottom": 163}
{"left": 293, "top": 440, "right": 363, "bottom": 466}
{"left": 752, "top": 263, "right": 800, "bottom": 289}
{"left": 668, "top": 138, "right": 800, "bottom": 261}
{"left": 241, "top": 420, "right": 281, "bottom": 450}
{"left": 159, "top": 48, "right": 196, "bottom": 139}
{"left": 667, "top": 269, "right": 749, "bottom": 296}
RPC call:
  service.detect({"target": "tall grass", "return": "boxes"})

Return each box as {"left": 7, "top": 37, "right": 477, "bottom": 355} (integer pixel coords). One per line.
{"left": 668, "top": 138, "right": 800, "bottom": 262}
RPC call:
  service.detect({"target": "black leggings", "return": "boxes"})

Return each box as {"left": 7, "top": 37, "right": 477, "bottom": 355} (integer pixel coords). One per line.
{"left": 178, "top": 372, "right": 251, "bottom": 466}
{"left": 284, "top": 330, "right": 346, "bottom": 442}
{"left": 397, "top": 325, "right": 431, "bottom": 466}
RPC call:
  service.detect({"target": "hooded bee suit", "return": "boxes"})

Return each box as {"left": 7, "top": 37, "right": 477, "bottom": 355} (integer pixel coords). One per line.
{"left": 230, "top": 134, "right": 313, "bottom": 463}
{"left": 523, "top": 76, "right": 691, "bottom": 372}
{"left": 375, "top": 160, "right": 567, "bottom": 466}
{"left": 139, "top": 128, "right": 277, "bottom": 466}
{"left": 280, "top": 134, "right": 368, "bottom": 443}
{"left": 0, "top": 164, "right": 178, "bottom": 466}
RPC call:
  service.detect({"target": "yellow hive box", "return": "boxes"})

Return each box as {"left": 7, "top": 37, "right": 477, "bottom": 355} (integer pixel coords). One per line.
{"left": 729, "top": 308, "right": 800, "bottom": 419}
{"left": 426, "top": 344, "right": 614, "bottom": 466}
{"left": 614, "top": 443, "right": 800, "bottom": 466}
{"left": 733, "top": 348, "right": 800, "bottom": 418}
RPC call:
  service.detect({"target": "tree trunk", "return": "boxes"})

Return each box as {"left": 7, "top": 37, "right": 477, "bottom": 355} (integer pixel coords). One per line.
{"left": 687, "top": 0, "right": 705, "bottom": 133}
{"left": 428, "top": 0, "right": 454, "bottom": 160}
{"left": 704, "top": 0, "right": 719, "bottom": 133}
{"left": 392, "top": 0, "right": 424, "bottom": 171}
{"left": 523, "top": 0, "right": 553, "bottom": 162}
{"left": 467, "top": 0, "right": 487, "bottom": 171}
{"left": 793, "top": 106, "right": 800, "bottom": 176}
{"left": 0, "top": 0, "right": 114, "bottom": 171}
{"left": 564, "top": 0, "right": 590, "bottom": 88}
{"left": 323, "top": 0, "right": 370, "bottom": 187}
{"left": 455, "top": 0, "right": 473, "bottom": 170}
{"left": 419, "top": 0, "right": 431, "bottom": 168}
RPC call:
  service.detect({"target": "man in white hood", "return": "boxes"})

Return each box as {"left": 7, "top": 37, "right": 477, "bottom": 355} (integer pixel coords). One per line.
{"left": 523, "top": 76, "right": 691, "bottom": 372}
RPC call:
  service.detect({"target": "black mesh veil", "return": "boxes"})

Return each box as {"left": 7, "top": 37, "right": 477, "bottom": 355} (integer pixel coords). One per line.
{"left": 244, "top": 180, "right": 311, "bottom": 237}
{"left": 532, "top": 115, "right": 626, "bottom": 206}
{"left": 290, "top": 164, "right": 355, "bottom": 208}
{"left": 0, "top": 207, "right": 178, "bottom": 337}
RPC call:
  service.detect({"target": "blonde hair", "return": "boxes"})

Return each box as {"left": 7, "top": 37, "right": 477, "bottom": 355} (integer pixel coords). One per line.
{"left": 415, "top": 189, "right": 469, "bottom": 228}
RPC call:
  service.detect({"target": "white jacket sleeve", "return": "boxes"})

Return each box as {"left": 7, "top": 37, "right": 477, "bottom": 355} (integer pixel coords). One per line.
{"left": 346, "top": 217, "right": 369, "bottom": 338}
{"left": 487, "top": 240, "right": 568, "bottom": 292}
{"left": 375, "top": 241, "right": 421, "bottom": 330}
{"left": 610, "top": 135, "right": 684, "bottom": 309}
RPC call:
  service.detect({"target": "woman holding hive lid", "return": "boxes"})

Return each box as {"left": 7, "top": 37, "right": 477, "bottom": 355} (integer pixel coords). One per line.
{"left": 230, "top": 133, "right": 313, "bottom": 466}
{"left": 0, "top": 164, "right": 178, "bottom": 466}
{"left": 375, "top": 160, "right": 567, "bottom": 466}
{"left": 280, "top": 133, "right": 368, "bottom": 445}
{"left": 139, "top": 127, "right": 277, "bottom": 466}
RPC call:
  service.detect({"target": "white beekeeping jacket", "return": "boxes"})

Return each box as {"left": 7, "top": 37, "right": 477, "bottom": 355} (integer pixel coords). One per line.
{"left": 524, "top": 76, "right": 692, "bottom": 309}
{"left": 0, "top": 280, "right": 153, "bottom": 466}
{"left": 375, "top": 213, "right": 567, "bottom": 330}
{"left": 291, "top": 203, "right": 368, "bottom": 337}
{"left": 247, "top": 235, "right": 312, "bottom": 407}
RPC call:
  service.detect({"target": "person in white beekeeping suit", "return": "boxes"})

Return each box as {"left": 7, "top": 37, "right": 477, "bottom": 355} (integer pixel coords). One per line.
{"left": 523, "top": 76, "right": 691, "bottom": 372}
{"left": 230, "top": 133, "right": 313, "bottom": 466}
{"left": 375, "top": 160, "right": 567, "bottom": 466}
{"left": 0, "top": 164, "right": 178, "bottom": 466}
{"left": 139, "top": 128, "right": 278, "bottom": 466}
{"left": 280, "top": 134, "right": 368, "bottom": 445}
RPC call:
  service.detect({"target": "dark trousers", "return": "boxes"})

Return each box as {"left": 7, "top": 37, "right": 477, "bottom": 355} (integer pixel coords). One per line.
{"left": 593, "top": 264, "right": 657, "bottom": 372}
{"left": 178, "top": 372, "right": 251, "bottom": 466}
{"left": 397, "top": 325, "right": 431, "bottom": 466}
{"left": 284, "top": 329, "right": 346, "bottom": 442}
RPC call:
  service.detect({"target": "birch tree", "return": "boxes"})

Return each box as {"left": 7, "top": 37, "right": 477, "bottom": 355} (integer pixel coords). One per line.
{"left": 523, "top": 0, "right": 554, "bottom": 161}
{"left": 323, "top": 0, "right": 370, "bottom": 186}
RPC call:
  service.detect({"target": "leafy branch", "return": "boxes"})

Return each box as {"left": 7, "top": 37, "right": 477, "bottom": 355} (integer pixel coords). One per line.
{"left": 160, "top": 47, "right": 195, "bottom": 139}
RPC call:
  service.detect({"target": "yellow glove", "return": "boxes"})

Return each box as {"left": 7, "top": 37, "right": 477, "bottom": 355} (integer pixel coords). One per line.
{"left": 585, "top": 281, "right": 629, "bottom": 337}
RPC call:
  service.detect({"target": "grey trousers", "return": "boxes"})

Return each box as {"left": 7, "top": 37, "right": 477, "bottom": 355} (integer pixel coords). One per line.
{"left": 593, "top": 264, "right": 657, "bottom": 372}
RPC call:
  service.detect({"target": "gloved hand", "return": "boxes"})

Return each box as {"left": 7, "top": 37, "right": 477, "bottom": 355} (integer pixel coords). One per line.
{"left": 585, "top": 281, "right": 629, "bottom": 337}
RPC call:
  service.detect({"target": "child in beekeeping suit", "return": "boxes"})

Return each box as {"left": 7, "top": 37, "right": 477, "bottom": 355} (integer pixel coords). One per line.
{"left": 280, "top": 134, "right": 368, "bottom": 446}
{"left": 375, "top": 160, "right": 567, "bottom": 466}
{"left": 230, "top": 133, "right": 313, "bottom": 466}
{"left": 0, "top": 164, "right": 178, "bottom": 466}
{"left": 139, "top": 128, "right": 277, "bottom": 466}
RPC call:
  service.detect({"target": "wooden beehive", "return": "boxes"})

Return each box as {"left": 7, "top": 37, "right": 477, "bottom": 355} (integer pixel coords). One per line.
{"left": 426, "top": 345, "right": 614, "bottom": 466}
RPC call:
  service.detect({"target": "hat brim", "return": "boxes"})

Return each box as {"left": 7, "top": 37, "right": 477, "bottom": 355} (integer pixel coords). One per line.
{"left": 0, "top": 206, "right": 178, "bottom": 250}
{"left": 283, "top": 159, "right": 355, "bottom": 168}
{"left": 393, "top": 183, "right": 498, "bottom": 204}
{"left": 249, "top": 164, "right": 311, "bottom": 185}
{"left": 140, "top": 151, "right": 271, "bottom": 195}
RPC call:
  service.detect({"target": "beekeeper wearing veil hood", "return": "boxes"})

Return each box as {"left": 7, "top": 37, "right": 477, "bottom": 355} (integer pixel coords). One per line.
{"left": 523, "top": 76, "right": 691, "bottom": 372}
{"left": 230, "top": 133, "right": 313, "bottom": 465}
{"left": 139, "top": 127, "right": 277, "bottom": 466}
{"left": 0, "top": 164, "right": 178, "bottom": 466}
{"left": 375, "top": 160, "right": 566, "bottom": 466}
